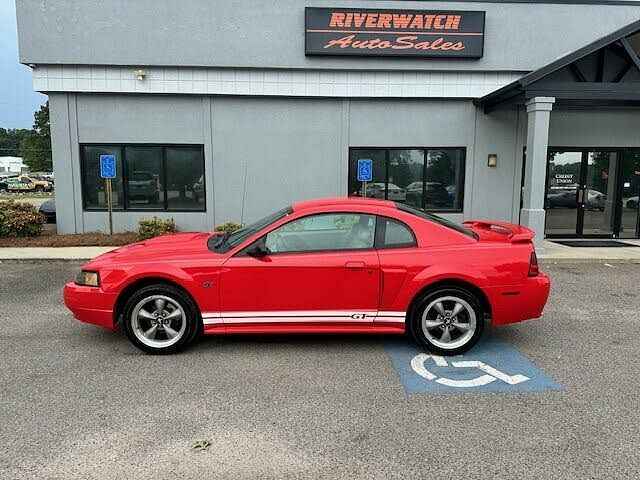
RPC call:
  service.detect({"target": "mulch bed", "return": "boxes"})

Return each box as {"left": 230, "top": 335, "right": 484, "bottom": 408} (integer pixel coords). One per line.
{"left": 0, "top": 231, "right": 141, "bottom": 248}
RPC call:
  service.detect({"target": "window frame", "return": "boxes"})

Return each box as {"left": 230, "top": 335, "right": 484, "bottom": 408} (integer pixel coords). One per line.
{"left": 80, "top": 143, "right": 206, "bottom": 213}
{"left": 348, "top": 146, "right": 466, "bottom": 213}
{"left": 374, "top": 215, "right": 418, "bottom": 249}
{"left": 242, "top": 211, "right": 378, "bottom": 256}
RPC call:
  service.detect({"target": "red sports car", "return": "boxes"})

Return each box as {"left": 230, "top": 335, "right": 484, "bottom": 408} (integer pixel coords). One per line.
{"left": 64, "top": 198, "right": 550, "bottom": 355}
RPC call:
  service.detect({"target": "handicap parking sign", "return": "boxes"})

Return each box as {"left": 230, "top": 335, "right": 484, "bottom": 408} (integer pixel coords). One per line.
{"left": 357, "top": 159, "right": 373, "bottom": 182}
{"left": 385, "top": 335, "right": 563, "bottom": 394}
{"left": 100, "top": 155, "right": 117, "bottom": 179}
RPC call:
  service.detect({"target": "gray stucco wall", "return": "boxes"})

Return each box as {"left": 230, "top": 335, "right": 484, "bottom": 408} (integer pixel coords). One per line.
{"left": 16, "top": 0, "right": 640, "bottom": 72}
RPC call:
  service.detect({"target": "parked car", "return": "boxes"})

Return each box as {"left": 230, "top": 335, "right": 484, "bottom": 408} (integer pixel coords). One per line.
{"left": 6, "top": 177, "right": 37, "bottom": 192}
{"left": 127, "top": 171, "right": 160, "bottom": 203}
{"left": 364, "top": 182, "right": 406, "bottom": 201}
{"left": 39, "top": 199, "right": 56, "bottom": 223}
{"left": 64, "top": 197, "right": 550, "bottom": 356}
{"left": 627, "top": 196, "right": 639, "bottom": 209}
{"left": 17, "top": 175, "right": 53, "bottom": 192}
{"left": 405, "top": 181, "right": 451, "bottom": 208}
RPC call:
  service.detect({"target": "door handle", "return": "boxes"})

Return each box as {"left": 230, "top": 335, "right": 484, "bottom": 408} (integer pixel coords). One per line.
{"left": 577, "top": 189, "right": 584, "bottom": 204}
{"left": 345, "top": 261, "right": 366, "bottom": 269}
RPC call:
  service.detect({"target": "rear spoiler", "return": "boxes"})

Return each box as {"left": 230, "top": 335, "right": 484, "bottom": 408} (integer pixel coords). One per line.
{"left": 463, "top": 219, "right": 535, "bottom": 243}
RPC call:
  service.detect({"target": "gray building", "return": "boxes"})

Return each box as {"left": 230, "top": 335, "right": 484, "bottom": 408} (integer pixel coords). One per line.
{"left": 15, "top": 0, "right": 640, "bottom": 249}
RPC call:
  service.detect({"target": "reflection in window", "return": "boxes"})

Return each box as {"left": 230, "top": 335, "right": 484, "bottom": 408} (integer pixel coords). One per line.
{"left": 82, "top": 146, "right": 124, "bottom": 209}
{"left": 125, "top": 146, "right": 163, "bottom": 209}
{"left": 80, "top": 145, "right": 205, "bottom": 212}
{"left": 348, "top": 148, "right": 465, "bottom": 212}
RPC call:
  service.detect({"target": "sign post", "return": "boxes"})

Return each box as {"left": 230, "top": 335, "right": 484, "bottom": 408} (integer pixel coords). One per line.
{"left": 357, "top": 158, "right": 373, "bottom": 198}
{"left": 99, "top": 154, "right": 117, "bottom": 235}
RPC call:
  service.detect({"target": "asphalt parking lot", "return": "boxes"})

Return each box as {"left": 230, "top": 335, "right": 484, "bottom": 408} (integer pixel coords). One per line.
{"left": 1, "top": 262, "right": 639, "bottom": 479}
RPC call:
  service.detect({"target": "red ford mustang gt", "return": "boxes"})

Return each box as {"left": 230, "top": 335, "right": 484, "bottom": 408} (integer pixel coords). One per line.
{"left": 64, "top": 198, "right": 550, "bottom": 355}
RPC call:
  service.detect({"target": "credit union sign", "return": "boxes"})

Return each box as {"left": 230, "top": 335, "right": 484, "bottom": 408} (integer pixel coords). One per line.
{"left": 305, "top": 7, "right": 485, "bottom": 58}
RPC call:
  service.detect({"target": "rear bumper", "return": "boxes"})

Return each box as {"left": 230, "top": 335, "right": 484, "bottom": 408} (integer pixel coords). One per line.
{"left": 484, "top": 273, "right": 551, "bottom": 326}
{"left": 63, "top": 282, "right": 117, "bottom": 330}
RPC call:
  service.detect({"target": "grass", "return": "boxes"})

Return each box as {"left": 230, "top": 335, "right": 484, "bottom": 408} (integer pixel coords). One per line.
{"left": 0, "top": 193, "right": 54, "bottom": 200}
{"left": 0, "top": 231, "right": 141, "bottom": 248}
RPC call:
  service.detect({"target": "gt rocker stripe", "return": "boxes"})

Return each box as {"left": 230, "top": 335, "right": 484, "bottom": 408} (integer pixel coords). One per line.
{"left": 201, "top": 311, "right": 406, "bottom": 325}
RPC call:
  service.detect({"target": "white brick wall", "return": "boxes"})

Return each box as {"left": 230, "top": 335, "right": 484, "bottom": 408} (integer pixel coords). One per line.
{"left": 32, "top": 66, "right": 523, "bottom": 98}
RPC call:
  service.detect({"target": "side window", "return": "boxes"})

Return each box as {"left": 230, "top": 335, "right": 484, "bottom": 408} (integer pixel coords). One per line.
{"left": 379, "top": 218, "right": 416, "bottom": 248}
{"left": 265, "top": 213, "right": 375, "bottom": 253}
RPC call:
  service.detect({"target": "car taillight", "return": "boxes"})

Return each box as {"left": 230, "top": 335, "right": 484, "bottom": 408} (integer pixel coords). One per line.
{"left": 528, "top": 251, "right": 539, "bottom": 277}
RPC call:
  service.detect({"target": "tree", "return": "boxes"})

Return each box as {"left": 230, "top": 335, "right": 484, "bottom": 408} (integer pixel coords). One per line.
{"left": 0, "top": 128, "right": 31, "bottom": 157}
{"left": 19, "top": 102, "right": 52, "bottom": 172}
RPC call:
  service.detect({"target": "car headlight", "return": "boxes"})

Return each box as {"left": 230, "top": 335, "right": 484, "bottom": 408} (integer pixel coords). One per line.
{"left": 75, "top": 270, "right": 100, "bottom": 287}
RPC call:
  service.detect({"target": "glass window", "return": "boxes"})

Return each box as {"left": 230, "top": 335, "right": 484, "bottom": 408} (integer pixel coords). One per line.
{"left": 265, "top": 213, "right": 375, "bottom": 253}
{"left": 166, "top": 146, "right": 205, "bottom": 211}
{"left": 348, "top": 148, "right": 465, "bottom": 212}
{"left": 389, "top": 150, "right": 423, "bottom": 207}
{"left": 82, "top": 145, "right": 124, "bottom": 209}
{"left": 381, "top": 218, "right": 416, "bottom": 248}
{"left": 80, "top": 145, "right": 205, "bottom": 212}
{"left": 125, "top": 146, "right": 163, "bottom": 209}
{"left": 424, "top": 149, "right": 465, "bottom": 211}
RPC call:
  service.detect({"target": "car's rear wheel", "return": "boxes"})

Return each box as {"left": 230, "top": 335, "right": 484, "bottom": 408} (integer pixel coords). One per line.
{"left": 123, "top": 284, "right": 200, "bottom": 354}
{"left": 410, "top": 287, "right": 484, "bottom": 356}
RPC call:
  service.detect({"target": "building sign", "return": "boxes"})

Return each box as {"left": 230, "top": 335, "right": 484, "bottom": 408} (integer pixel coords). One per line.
{"left": 305, "top": 7, "right": 485, "bottom": 58}
{"left": 555, "top": 174, "right": 574, "bottom": 184}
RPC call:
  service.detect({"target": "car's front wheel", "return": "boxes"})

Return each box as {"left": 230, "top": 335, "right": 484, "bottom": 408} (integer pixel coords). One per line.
{"left": 123, "top": 284, "right": 200, "bottom": 354}
{"left": 410, "top": 287, "right": 484, "bottom": 356}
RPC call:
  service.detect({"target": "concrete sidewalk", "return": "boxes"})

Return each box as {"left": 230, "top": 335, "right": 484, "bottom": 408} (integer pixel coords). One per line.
{"left": 1, "top": 240, "right": 640, "bottom": 263}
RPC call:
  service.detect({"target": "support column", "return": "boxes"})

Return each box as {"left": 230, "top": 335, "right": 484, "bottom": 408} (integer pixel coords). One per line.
{"left": 522, "top": 97, "right": 555, "bottom": 252}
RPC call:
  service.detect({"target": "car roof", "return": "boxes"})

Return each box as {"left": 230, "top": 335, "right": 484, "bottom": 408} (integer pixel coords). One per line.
{"left": 292, "top": 197, "right": 397, "bottom": 212}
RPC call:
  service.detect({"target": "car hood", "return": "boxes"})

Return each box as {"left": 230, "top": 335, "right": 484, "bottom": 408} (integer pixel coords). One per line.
{"left": 84, "top": 232, "right": 217, "bottom": 268}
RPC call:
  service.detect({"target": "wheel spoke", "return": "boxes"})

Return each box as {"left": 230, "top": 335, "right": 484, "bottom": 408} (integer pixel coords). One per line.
{"left": 451, "top": 302, "right": 465, "bottom": 317}
{"left": 138, "top": 309, "right": 155, "bottom": 321}
{"left": 433, "top": 302, "right": 446, "bottom": 316}
{"left": 453, "top": 322, "right": 471, "bottom": 332}
{"left": 163, "top": 325, "right": 179, "bottom": 339}
{"left": 165, "top": 308, "right": 183, "bottom": 321}
{"left": 440, "top": 326, "right": 451, "bottom": 342}
{"left": 143, "top": 325, "right": 158, "bottom": 339}
{"left": 423, "top": 319, "right": 444, "bottom": 329}
{"left": 154, "top": 298, "right": 166, "bottom": 313}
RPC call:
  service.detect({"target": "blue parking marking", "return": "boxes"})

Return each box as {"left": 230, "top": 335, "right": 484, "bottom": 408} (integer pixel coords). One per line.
{"left": 385, "top": 335, "right": 563, "bottom": 394}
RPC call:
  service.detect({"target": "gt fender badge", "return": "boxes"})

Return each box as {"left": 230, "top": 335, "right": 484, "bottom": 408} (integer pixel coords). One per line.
{"left": 202, "top": 282, "right": 214, "bottom": 288}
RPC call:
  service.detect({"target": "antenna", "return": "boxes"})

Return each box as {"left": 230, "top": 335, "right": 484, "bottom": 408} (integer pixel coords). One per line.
{"left": 240, "top": 162, "right": 248, "bottom": 225}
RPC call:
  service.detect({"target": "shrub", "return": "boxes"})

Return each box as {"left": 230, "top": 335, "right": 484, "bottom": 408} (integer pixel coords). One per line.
{"left": 138, "top": 216, "right": 177, "bottom": 240}
{"left": 0, "top": 200, "right": 45, "bottom": 237}
{"left": 214, "top": 221, "right": 243, "bottom": 233}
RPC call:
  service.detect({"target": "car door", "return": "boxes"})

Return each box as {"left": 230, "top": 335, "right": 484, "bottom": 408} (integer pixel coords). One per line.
{"left": 219, "top": 212, "right": 380, "bottom": 325}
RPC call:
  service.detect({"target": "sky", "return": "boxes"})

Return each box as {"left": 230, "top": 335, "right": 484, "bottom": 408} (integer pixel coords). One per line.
{"left": 0, "top": 1, "right": 47, "bottom": 129}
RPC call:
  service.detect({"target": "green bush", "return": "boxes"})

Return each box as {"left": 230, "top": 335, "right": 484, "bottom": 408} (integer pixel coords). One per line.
{"left": 0, "top": 200, "right": 45, "bottom": 237}
{"left": 138, "top": 216, "right": 177, "bottom": 240}
{"left": 214, "top": 221, "right": 243, "bottom": 233}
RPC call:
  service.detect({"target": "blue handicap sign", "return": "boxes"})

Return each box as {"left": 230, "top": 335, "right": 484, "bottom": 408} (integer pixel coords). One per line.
{"left": 357, "top": 159, "right": 373, "bottom": 182}
{"left": 100, "top": 154, "right": 117, "bottom": 179}
{"left": 385, "top": 335, "right": 562, "bottom": 394}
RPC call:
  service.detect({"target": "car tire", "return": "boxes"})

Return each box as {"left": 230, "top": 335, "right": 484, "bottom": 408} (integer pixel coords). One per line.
{"left": 122, "top": 284, "right": 201, "bottom": 354}
{"left": 409, "top": 287, "right": 485, "bottom": 356}
{"left": 36, "top": 186, "right": 44, "bottom": 192}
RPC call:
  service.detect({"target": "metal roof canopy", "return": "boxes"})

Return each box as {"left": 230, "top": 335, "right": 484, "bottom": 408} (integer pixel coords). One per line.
{"left": 476, "top": 19, "right": 640, "bottom": 113}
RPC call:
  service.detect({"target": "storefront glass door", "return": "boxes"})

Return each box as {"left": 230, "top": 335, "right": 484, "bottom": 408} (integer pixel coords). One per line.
{"left": 545, "top": 150, "right": 620, "bottom": 237}
{"left": 619, "top": 149, "right": 640, "bottom": 239}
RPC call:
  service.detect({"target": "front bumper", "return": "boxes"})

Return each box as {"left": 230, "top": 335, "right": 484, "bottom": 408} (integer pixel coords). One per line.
{"left": 63, "top": 282, "right": 118, "bottom": 330}
{"left": 484, "top": 273, "right": 551, "bottom": 326}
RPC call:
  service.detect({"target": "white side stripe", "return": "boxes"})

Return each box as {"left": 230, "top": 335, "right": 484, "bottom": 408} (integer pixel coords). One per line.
{"left": 201, "top": 310, "right": 405, "bottom": 325}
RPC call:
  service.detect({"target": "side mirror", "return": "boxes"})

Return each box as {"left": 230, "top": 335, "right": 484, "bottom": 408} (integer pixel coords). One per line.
{"left": 246, "top": 239, "right": 270, "bottom": 257}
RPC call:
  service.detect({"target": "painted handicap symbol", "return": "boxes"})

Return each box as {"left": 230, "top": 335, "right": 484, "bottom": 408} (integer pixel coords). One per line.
{"left": 411, "top": 353, "right": 529, "bottom": 388}
{"left": 384, "top": 335, "right": 562, "bottom": 393}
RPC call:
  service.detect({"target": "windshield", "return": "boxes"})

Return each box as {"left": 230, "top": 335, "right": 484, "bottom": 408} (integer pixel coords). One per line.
{"left": 396, "top": 203, "right": 478, "bottom": 240}
{"left": 208, "top": 206, "right": 293, "bottom": 253}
